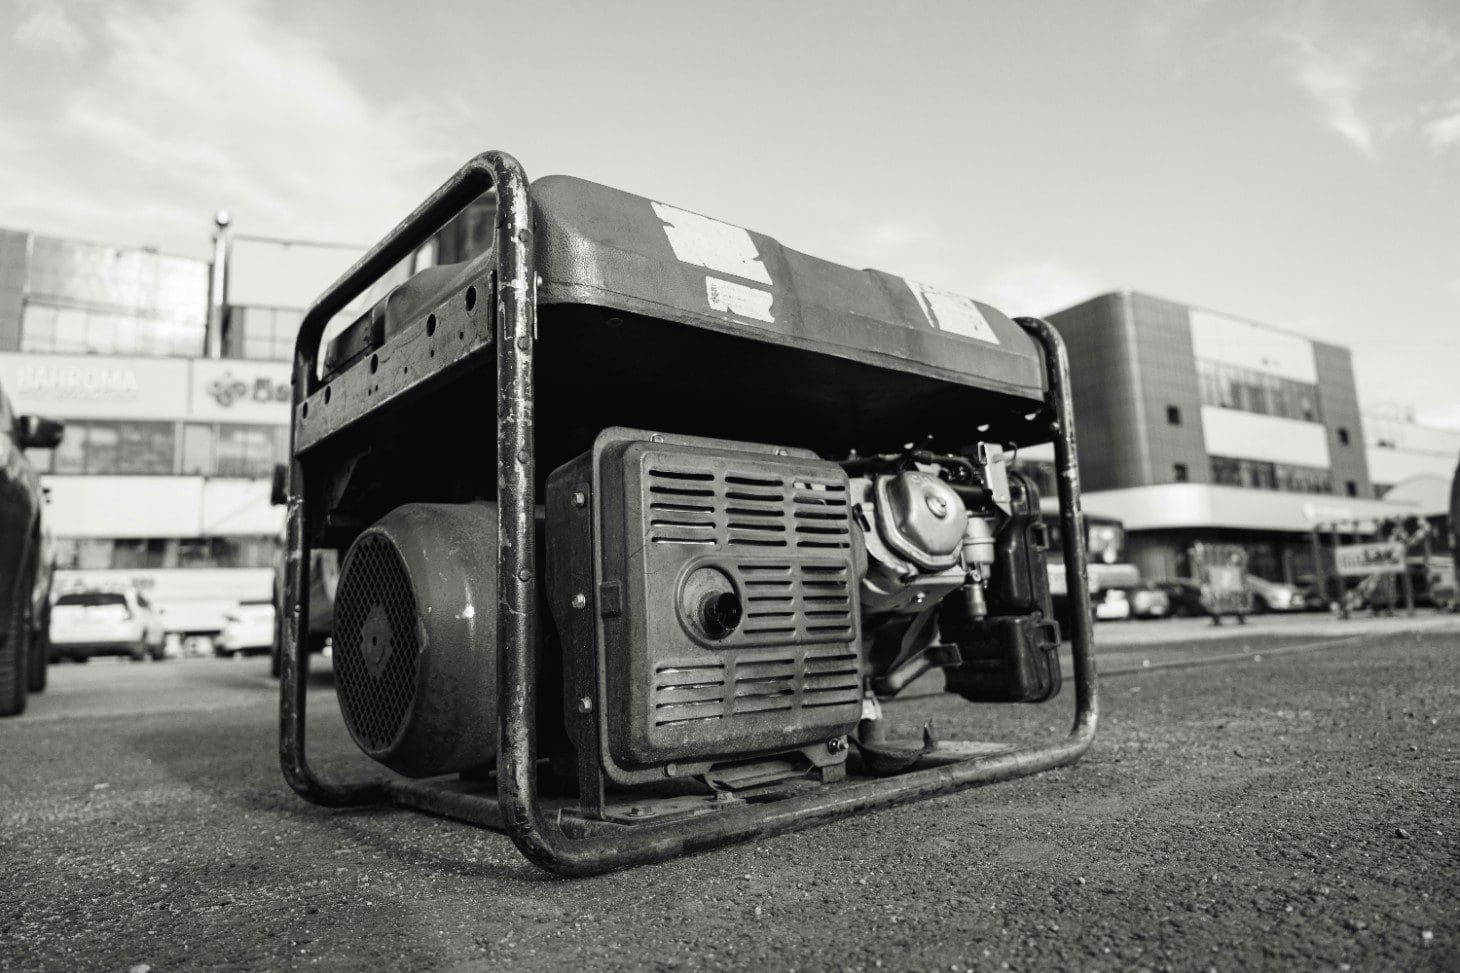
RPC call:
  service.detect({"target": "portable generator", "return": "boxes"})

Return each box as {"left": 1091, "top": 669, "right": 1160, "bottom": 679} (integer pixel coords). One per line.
{"left": 280, "top": 152, "right": 1098, "bottom": 875}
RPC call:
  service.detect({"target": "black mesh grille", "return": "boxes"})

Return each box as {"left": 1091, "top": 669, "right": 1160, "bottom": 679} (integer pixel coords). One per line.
{"left": 333, "top": 533, "right": 420, "bottom": 754}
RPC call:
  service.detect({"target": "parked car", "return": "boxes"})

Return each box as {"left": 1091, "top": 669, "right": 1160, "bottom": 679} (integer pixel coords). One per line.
{"left": 1120, "top": 583, "right": 1171, "bottom": 619}
{"left": 269, "top": 464, "right": 335, "bottom": 677}
{"left": 49, "top": 587, "right": 166, "bottom": 662}
{"left": 1153, "top": 579, "right": 1207, "bottom": 617}
{"left": 0, "top": 385, "right": 64, "bottom": 716}
{"left": 1093, "top": 587, "right": 1132, "bottom": 621}
{"left": 216, "top": 599, "right": 278, "bottom": 658}
{"left": 1246, "top": 574, "right": 1305, "bottom": 613}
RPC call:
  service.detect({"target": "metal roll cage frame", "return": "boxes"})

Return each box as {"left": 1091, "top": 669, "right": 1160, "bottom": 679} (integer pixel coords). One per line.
{"left": 281, "top": 151, "right": 1099, "bottom": 877}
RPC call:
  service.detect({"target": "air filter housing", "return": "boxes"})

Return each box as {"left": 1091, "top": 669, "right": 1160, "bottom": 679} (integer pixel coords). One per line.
{"left": 332, "top": 502, "right": 498, "bottom": 777}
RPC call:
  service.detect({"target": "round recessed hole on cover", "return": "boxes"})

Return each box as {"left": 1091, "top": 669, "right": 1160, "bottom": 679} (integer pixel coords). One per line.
{"left": 324, "top": 386, "right": 331, "bottom": 403}
{"left": 302, "top": 402, "right": 309, "bottom": 418}
{"left": 465, "top": 286, "right": 477, "bottom": 311}
{"left": 426, "top": 314, "right": 437, "bottom": 336}
{"left": 370, "top": 354, "right": 379, "bottom": 373}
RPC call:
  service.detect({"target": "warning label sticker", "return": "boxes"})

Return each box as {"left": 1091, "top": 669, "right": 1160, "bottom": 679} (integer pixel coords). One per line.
{"left": 706, "top": 276, "right": 775, "bottom": 323}
{"left": 652, "top": 202, "right": 773, "bottom": 285}
{"left": 906, "top": 280, "right": 1001, "bottom": 344}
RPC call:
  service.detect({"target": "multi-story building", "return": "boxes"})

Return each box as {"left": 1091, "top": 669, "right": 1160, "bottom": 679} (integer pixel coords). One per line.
{"left": 0, "top": 225, "right": 302, "bottom": 631}
{"left": 0, "top": 193, "right": 494, "bottom": 636}
{"left": 1364, "top": 405, "right": 1460, "bottom": 497}
{"left": 1035, "top": 291, "right": 1428, "bottom": 584}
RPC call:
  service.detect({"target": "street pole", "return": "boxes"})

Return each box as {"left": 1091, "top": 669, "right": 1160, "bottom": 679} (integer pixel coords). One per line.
{"left": 206, "top": 210, "right": 231, "bottom": 360}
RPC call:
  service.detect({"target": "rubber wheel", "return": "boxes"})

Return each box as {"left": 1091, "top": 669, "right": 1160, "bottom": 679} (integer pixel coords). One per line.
{"left": 129, "top": 644, "right": 148, "bottom": 662}
{"left": 0, "top": 584, "right": 29, "bottom": 718}
{"left": 26, "top": 618, "right": 47, "bottom": 693}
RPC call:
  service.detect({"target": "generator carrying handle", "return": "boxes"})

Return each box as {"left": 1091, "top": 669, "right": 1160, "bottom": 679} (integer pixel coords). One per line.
{"left": 291, "top": 151, "right": 510, "bottom": 390}
{"left": 494, "top": 308, "right": 1099, "bottom": 876}
{"left": 279, "top": 152, "right": 528, "bottom": 809}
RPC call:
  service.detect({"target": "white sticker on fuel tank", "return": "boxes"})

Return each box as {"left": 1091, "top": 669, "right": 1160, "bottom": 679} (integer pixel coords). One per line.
{"left": 706, "top": 276, "right": 775, "bottom": 323}
{"left": 906, "top": 280, "right": 1001, "bottom": 344}
{"left": 652, "top": 202, "right": 773, "bottom": 285}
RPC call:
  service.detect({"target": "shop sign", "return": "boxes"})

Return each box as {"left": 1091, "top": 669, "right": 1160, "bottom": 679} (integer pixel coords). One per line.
{"left": 0, "top": 352, "right": 189, "bottom": 419}
{"left": 1333, "top": 541, "right": 1406, "bottom": 577}
{"left": 188, "top": 359, "right": 292, "bottom": 423}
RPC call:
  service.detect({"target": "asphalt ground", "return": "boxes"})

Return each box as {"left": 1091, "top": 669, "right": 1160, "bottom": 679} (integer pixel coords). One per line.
{"left": 1, "top": 616, "right": 1457, "bottom": 971}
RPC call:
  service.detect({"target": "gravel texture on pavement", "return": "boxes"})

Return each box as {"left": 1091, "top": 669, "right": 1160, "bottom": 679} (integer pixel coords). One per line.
{"left": 1, "top": 622, "right": 1456, "bottom": 971}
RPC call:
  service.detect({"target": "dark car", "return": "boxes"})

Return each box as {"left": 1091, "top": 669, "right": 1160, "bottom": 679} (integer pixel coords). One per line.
{"left": 1153, "top": 579, "right": 1208, "bottom": 617}
{"left": 0, "top": 386, "right": 64, "bottom": 716}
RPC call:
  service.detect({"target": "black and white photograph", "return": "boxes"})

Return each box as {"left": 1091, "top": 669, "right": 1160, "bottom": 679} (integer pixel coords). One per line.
{"left": 1, "top": 1, "right": 1457, "bottom": 969}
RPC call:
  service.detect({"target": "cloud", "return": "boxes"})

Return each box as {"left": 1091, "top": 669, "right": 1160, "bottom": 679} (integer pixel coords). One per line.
{"left": 1423, "top": 100, "right": 1460, "bottom": 152}
{"left": 14, "top": 0, "right": 89, "bottom": 56}
{"left": 976, "top": 262, "right": 1106, "bottom": 318}
{"left": 0, "top": 0, "right": 468, "bottom": 252}
{"left": 1286, "top": 37, "right": 1376, "bottom": 157}
{"left": 1265, "top": 5, "right": 1460, "bottom": 159}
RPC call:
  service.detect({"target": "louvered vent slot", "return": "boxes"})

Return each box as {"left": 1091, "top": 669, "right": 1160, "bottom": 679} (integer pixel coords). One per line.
{"left": 653, "top": 660, "right": 727, "bottom": 725}
{"left": 733, "top": 657, "right": 797, "bottom": 714}
{"left": 799, "top": 563, "right": 854, "bottom": 637}
{"left": 792, "top": 478, "right": 851, "bottom": 550}
{"left": 648, "top": 468, "right": 717, "bottom": 546}
{"left": 737, "top": 562, "right": 797, "bottom": 635}
{"left": 801, "top": 647, "right": 862, "bottom": 708}
{"left": 724, "top": 471, "right": 788, "bottom": 548}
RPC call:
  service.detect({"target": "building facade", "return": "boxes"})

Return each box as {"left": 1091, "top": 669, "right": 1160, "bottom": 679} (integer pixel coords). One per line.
{"left": 1041, "top": 291, "right": 1422, "bottom": 584}
{"left": 1, "top": 194, "right": 493, "bottom": 634}
{"left": 0, "top": 226, "right": 298, "bottom": 631}
{"left": 1364, "top": 405, "right": 1460, "bottom": 500}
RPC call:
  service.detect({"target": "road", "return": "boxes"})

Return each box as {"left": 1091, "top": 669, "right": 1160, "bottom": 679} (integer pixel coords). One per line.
{"left": 2, "top": 616, "right": 1457, "bottom": 971}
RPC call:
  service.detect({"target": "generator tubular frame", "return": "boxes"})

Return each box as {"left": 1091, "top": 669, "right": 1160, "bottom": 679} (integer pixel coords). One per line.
{"left": 280, "top": 151, "right": 1100, "bottom": 877}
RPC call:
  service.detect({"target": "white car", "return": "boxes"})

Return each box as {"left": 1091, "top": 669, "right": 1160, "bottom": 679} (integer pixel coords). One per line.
{"left": 1093, "top": 588, "right": 1132, "bottom": 621}
{"left": 1246, "top": 574, "right": 1304, "bottom": 612}
{"left": 216, "top": 600, "right": 277, "bottom": 658}
{"left": 50, "top": 587, "right": 166, "bottom": 662}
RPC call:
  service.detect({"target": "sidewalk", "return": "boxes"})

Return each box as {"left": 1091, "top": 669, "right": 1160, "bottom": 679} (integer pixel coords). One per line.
{"left": 1091, "top": 609, "right": 1460, "bottom": 648}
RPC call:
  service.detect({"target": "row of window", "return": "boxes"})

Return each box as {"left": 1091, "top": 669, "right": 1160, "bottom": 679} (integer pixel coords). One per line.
{"left": 1209, "top": 455, "right": 1340, "bottom": 494}
{"left": 53, "top": 536, "right": 282, "bottom": 571}
{"left": 21, "top": 301, "right": 206, "bottom": 359}
{"left": 19, "top": 300, "right": 303, "bottom": 362}
{"left": 224, "top": 306, "right": 302, "bottom": 362}
{"left": 27, "top": 420, "right": 287, "bottom": 477}
{"left": 1196, "top": 359, "right": 1323, "bottom": 423}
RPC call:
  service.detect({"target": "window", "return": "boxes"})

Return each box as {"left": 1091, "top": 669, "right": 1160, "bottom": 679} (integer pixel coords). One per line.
{"left": 180, "top": 423, "right": 216, "bottom": 475}
{"left": 1345, "top": 480, "right": 1358, "bottom": 497}
{"left": 51, "top": 536, "right": 281, "bottom": 571}
{"left": 215, "top": 424, "right": 287, "bottom": 477}
{"left": 1337, "top": 427, "right": 1350, "bottom": 446}
{"left": 1209, "top": 455, "right": 1332, "bottom": 494}
{"left": 42, "top": 421, "right": 176, "bottom": 475}
{"left": 224, "top": 306, "right": 303, "bottom": 362}
{"left": 1166, "top": 405, "right": 1182, "bottom": 426}
{"left": 21, "top": 301, "right": 204, "bottom": 358}
{"left": 1195, "top": 360, "right": 1324, "bottom": 423}
{"left": 1173, "top": 463, "right": 1189, "bottom": 482}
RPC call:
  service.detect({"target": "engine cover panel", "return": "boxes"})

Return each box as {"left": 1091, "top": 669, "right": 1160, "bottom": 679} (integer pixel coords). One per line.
{"left": 550, "top": 428, "right": 864, "bottom": 783}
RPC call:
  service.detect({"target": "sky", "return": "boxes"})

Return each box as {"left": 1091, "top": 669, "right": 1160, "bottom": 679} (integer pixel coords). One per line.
{"left": 2, "top": 0, "right": 1458, "bottom": 427}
